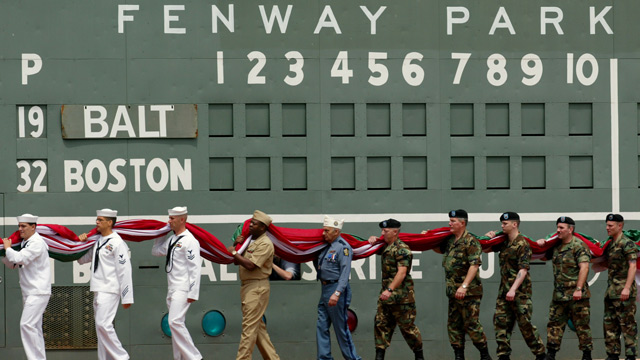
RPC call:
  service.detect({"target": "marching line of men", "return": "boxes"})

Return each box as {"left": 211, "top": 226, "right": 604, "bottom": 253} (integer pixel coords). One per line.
{"left": 423, "top": 210, "right": 636, "bottom": 360}
{"left": 0, "top": 208, "right": 637, "bottom": 360}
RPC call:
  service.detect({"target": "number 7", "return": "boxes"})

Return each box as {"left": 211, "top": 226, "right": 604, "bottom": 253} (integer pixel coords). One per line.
{"left": 451, "top": 53, "right": 471, "bottom": 84}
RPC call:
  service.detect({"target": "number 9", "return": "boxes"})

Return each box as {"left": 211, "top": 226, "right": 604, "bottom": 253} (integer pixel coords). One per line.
{"left": 521, "top": 54, "right": 542, "bottom": 86}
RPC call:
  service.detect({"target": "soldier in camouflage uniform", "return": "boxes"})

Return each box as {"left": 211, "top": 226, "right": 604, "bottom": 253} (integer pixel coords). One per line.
{"left": 486, "top": 212, "right": 545, "bottom": 360}
{"left": 432, "top": 210, "right": 491, "bottom": 360}
{"left": 535, "top": 216, "right": 592, "bottom": 360}
{"left": 368, "top": 219, "right": 423, "bottom": 360}
{"left": 602, "top": 213, "right": 637, "bottom": 360}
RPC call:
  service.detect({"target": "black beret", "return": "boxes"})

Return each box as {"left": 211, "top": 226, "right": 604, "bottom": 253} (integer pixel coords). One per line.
{"left": 556, "top": 216, "right": 575, "bottom": 226}
{"left": 606, "top": 213, "right": 624, "bottom": 222}
{"left": 500, "top": 212, "right": 520, "bottom": 221}
{"left": 379, "top": 218, "right": 401, "bottom": 229}
{"left": 448, "top": 209, "right": 468, "bottom": 219}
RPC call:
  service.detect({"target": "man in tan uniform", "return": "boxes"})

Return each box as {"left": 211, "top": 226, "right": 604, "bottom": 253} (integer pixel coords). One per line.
{"left": 227, "top": 210, "right": 280, "bottom": 360}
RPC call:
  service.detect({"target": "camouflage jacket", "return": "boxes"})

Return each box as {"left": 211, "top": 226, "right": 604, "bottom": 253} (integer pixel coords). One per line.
{"left": 604, "top": 234, "right": 637, "bottom": 300}
{"left": 494, "top": 233, "right": 532, "bottom": 298}
{"left": 551, "top": 236, "right": 591, "bottom": 301}
{"left": 380, "top": 239, "right": 415, "bottom": 304}
{"left": 441, "top": 230, "right": 483, "bottom": 298}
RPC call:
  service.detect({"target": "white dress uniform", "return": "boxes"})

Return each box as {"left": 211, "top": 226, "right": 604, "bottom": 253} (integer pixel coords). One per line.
{"left": 152, "top": 229, "right": 202, "bottom": 360}
{"left": 78, "top": 231, "right": 133, "bottom": 360}
{"left": 2, "top": 232, "right": 51, "bottom": 360}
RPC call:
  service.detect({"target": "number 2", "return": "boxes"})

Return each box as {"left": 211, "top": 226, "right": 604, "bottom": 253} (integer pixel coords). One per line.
{"left": 247, "top": 51, "right": 266, "bottom": 84}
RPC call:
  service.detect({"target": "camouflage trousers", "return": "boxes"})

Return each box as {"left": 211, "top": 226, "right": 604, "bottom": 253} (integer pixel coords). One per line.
{"left": 494, "top": 296, "right": 545, "bottom": 356}
{"left": 448, "top": 296, "right": 488, "bottom": 349}
{"left": 604, "top": 296, "right": 638, "bottom": 356}
{"left": 546, "top": 298, "right": 592, "bottom": 351}
{"left": 374, "top": 302, "right": 423, "bottom": 351}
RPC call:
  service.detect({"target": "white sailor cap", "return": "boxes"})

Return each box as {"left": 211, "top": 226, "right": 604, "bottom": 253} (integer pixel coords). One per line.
{"left": 323, "top": 215, "right": 344, "bottom": 230}
{"left": 17, "top": 214, "right": 38, "bottom": 223}
{"left": 168, "top": 206, "right": 188, "bottom": 216}
{"left": 96, "top": 208, "right": 118, "bottom": 217}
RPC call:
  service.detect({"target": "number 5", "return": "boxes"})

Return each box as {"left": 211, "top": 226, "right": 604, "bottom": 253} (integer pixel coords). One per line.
{"left": 368, "top": 52, "right": 388, "bottom": 86}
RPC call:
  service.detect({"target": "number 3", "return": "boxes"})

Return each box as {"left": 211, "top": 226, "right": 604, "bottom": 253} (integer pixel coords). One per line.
{"left": 284, "top": 51, "right": 304, "bottom": 86}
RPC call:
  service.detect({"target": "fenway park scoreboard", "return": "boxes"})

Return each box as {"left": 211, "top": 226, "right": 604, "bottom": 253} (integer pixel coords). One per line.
{"left": 0, "top": 1, "right": 639, "bottom": 359}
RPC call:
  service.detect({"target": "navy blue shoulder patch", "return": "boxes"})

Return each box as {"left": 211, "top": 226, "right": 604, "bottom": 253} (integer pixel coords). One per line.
{"left": 338, "top": 239, "right": 347, "bottom": 246}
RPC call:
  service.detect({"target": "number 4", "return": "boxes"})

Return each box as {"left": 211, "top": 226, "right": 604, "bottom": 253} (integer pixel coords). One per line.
{"left": 331, "top": 51, "right": 353, "bottom": 84}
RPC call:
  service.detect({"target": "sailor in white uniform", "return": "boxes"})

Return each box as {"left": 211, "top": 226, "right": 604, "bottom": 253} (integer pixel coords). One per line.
{"left": 78, "top": 208, "right": 133, "bottom": 360}
{"left": 2, "top": 214, "right": 51, "bottom": 360}
{"left": 152, "top": 206, "right": 202, "bottom": 360}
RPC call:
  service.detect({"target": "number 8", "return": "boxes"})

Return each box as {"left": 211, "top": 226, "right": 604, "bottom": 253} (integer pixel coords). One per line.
{"left": 487, "top": 54, "right": 507, "bottom": 86}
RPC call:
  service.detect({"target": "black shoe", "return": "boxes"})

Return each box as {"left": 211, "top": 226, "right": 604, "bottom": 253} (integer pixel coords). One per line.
{"left": 497, "top": 355, "right": 510, "bottom": 360}
{"left": 375, "top": 348, "right": 385, "bottom": 360}
{"left": 414, "top": 348, "right": 424, "bottom": 360}
{"left": 479, "top": 347, "right": 492, "bottom": 360}
{"left": 581, "top": 350, "right": 592, "bottom": 360}
{"left": 545, "top": 349, "right": 557, "bottom": 360}
{"left": 605, "top": 354, "right": 619, "bottom": 360}
{"left": 535, "top": 354, "right": 546, "bottom": 360}
{"left": 453, "top": 347, "right": 464, "bottom": 360}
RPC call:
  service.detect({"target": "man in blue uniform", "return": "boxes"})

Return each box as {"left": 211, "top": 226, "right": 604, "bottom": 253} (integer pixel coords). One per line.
{"left": 315, "top": 215, "right": 361, "bottom": 360}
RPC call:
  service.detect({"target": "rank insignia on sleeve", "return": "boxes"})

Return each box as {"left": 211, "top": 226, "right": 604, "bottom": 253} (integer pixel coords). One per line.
{"left": 343, "top": 248, "right": 349, "bottom": 256}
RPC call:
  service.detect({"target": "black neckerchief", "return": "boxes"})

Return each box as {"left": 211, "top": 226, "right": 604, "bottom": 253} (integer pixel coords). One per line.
{"left": 17, "top": 240, "right": 28, "bottom": 251}
{"left": 165, "top": 235, "right": 185, "bottom": 273}
{"left": 94, "top": 237, "right": 112, "bottom": 273}
{"left": 14, "top": 239, "right": 28, "bottom": 268}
